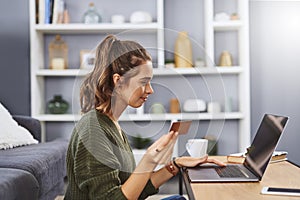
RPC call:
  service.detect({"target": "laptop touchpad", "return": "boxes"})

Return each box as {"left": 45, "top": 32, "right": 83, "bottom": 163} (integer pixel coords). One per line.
{"left": 188, "top": 168, "right": 220, "bottom": 179}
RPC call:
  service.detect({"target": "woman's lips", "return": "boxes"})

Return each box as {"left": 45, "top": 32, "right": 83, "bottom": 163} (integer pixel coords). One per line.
{"left": 141, "top": 96, "right": 148, "bottom": 101}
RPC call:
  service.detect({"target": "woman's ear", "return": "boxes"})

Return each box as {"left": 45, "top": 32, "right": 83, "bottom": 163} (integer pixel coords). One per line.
{"left": 112, "top": 73, "right": 121, "bottom": 86}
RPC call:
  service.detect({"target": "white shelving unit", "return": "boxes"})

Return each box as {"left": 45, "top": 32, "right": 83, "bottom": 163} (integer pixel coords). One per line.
{"left": 29, "top": 0, "right": 165, "bottom": 142}
{"left": 204, "top": 0, "right": 251, "bottom": 151}
{"left": 29, "top": 0, "right": 251, "bottom": 153}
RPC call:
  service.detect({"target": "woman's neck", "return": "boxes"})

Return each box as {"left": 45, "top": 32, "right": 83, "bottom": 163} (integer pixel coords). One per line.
{"left": 110, "top": 99, "right": 127, "bottom": 121}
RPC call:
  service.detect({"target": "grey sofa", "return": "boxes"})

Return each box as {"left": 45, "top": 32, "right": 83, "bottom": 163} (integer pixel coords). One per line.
{"left": 0, "top": 115, "right": 68, "bottom": 200}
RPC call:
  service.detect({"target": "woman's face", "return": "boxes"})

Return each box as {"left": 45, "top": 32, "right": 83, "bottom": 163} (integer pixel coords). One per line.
{"left": 120, "top": 61, "right": 154, "bottom": 108}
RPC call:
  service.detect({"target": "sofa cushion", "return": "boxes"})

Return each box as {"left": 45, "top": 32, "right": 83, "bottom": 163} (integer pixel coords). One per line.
{"left": 0, "top": 103, "right": 38, "bottom": 149}
{"left": 0, "top": 168, "right": 39, "bottom": 200}
{"left": 0, "top": 139, "right": 68, "bottom": 196}
{"left": 13, "top": 115, "right": 42, "bottom": 142}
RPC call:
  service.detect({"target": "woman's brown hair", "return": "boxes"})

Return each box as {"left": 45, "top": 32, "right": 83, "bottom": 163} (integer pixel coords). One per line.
{"left": 80, "top": 34, "right": 152, "bottom": 114}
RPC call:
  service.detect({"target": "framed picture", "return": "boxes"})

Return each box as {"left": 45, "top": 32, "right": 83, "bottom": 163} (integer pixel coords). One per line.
{"left": 80, "top": 50, "right": 96, "bottom": 70}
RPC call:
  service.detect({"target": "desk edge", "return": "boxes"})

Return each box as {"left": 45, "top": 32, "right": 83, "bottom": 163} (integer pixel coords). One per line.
{"left": 181, "top": 167, "right": 196, "bottom": 200}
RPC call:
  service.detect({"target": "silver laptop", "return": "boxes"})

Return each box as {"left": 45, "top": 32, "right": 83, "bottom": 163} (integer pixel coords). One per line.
{"left": 187, "top": 114, "right": 289, "bottom": 182}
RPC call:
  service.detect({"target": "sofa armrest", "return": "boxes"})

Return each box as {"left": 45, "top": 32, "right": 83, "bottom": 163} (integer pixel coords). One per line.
{"left": 12, "top": 115, "right": 41, "bottom": 142}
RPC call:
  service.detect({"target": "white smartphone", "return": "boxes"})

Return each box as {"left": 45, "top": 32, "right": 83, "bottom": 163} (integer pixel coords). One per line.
{"left": 261, "top": 187, "right": 300, "bottom": 197}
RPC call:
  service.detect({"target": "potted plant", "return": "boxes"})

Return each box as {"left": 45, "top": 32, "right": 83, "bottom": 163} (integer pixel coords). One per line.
{"left": 131, "top": 134, "right": 152, "bottom": 149}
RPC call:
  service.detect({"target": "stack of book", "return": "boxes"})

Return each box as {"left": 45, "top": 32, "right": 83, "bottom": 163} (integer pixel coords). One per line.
{"left": 227, "top": 151, "right": 288, "bottom": 164}
{"left": 37, "top": 0, "right": 66, "bottom": 24}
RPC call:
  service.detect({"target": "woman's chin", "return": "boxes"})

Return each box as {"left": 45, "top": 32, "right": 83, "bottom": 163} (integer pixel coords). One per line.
{"left": 129, "top": 102, "right": 144, "bottom": 108}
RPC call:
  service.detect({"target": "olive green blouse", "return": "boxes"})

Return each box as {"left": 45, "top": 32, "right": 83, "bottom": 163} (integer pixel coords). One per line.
{"left": 64, "top": 110, "right": 158, "bottom": 200}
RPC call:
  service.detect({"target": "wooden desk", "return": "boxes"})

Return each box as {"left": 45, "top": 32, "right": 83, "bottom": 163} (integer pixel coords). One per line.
{"left": 181, "top": 156, "right": 300, "bottom": 200}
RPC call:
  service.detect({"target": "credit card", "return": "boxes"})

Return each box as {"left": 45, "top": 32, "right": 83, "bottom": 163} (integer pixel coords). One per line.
{"left": 169, "top": 121, "right": 192, "bottom": 135}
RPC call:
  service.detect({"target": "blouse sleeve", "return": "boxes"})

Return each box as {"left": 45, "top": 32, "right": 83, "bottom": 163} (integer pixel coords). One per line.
{"left": 138, "top": 179, "right": 159, "bottom": 200}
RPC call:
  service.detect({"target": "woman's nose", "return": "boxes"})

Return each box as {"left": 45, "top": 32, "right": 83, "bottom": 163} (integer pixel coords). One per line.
{"left": 146, "top": 83, "right": 154, "bottom": 94}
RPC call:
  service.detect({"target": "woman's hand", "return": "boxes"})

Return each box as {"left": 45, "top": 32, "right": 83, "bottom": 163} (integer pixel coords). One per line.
{"left": 175, "top": 155, "right": 226, "bottom": 168}
{"left": 136, "top": 131, "right": 178, "bottom": 173}
{"left": 146, "top": 130, "right": 179, "bottom": 164}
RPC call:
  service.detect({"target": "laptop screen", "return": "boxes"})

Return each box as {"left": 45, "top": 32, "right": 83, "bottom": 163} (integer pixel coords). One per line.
{"left": 244, "top": 114, "right": 289, "bottom": 178}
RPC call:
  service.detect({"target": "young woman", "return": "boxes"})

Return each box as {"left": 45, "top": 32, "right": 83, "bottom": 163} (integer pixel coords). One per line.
{"left": 64, "top": 35, "right": 225, "bottom": 200}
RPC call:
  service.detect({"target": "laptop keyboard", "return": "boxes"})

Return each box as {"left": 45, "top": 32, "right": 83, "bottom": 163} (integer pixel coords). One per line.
{"left": 215, "top": 165, "right": 247, "bottom": 178}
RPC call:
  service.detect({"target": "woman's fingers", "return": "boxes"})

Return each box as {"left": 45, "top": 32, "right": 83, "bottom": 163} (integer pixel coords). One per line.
{"left": 148, "top": 134, "right": 168, "bottom": 152}
{"left": 158, "top": 146, "right": 173, "bottom": 164}
{"left": 158, "top": 136, "right": 177, "bottom": 164}
{"left": 206, "top": 158, "right": 227, "bottom": 166}
{"left": 176, "top": 155, "right": 226, "bottom": 167}
{"left": 176, "top": 155, "right": 207, "bottom": 167}
{"left": 198, "top": 155, "right": 208, "bottom": 162}
{"left": 145, "top": 131, "right": 179, "bottom": 165}
{"left": 155, "top": 132, "right": 178, "bottom": 163}
{"left": 150, "top": 131, "right": 172, "bottom": 147}
{"left": 154, "top": 131, "right": 178, "bottom": 152}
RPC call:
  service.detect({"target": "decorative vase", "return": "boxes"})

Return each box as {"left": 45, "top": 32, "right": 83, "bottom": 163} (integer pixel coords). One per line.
{"left": 169, "top": 98, "right": 180, "bottom": 113}
{"left": 219, "top": 51, "right": 233, "bottom": 66}
{"left": 82, "top": 2, "right": 102, "bottom": 24}
{"left": 174, "top": 31, "right": 193, "bottom": 68}
{"left": 47, "top": 95, "right": 69, "bottom": 114}
{"left": 150, "top": 103, "right": 165, "bottom": 114}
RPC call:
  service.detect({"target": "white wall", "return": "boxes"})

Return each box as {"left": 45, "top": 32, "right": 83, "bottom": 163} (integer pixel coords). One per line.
{"left": 250, "top": 0, "right": 300, "bottom": 165}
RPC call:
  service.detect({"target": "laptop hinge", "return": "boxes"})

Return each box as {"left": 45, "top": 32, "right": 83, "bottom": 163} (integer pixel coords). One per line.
{"left": 244, "top": 163, "right": 262, "bottom": 180}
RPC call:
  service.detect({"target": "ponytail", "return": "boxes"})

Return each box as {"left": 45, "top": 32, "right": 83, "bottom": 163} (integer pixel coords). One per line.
{"left": 80, "top": 35, "right": 151, "bottom": 114}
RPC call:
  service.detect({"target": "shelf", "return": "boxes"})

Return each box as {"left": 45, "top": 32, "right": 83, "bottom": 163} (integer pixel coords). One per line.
{"left": 120, "top": 112, "right": 243, "bottom": 121}
{"left": 153, "top": 66, "right": 243, "bottom": 76}
{"left": 34, "top": 23, "right": 161, "bottom": 34}
{"left": 35, "top": 67, "right": 243, "bottom": 77}
{"left": 34, "top": 112, "right": 243, "bottom": 122}
{"left": 34, "top": 114, "right": 82, "bottom": 122}
{"left": 35, "top": 69, "right": 90, "bottom": 76}
{"left": 213, "top": 20, "right": 242, "bottom": 31}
